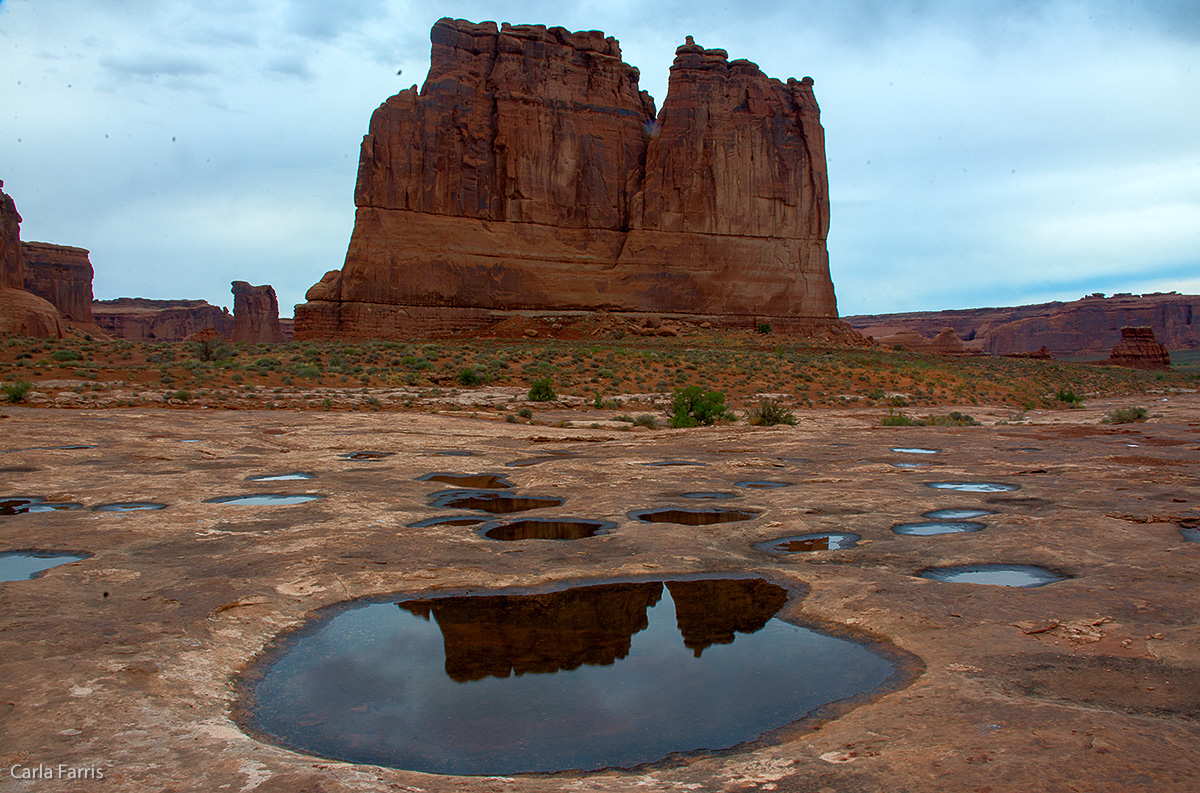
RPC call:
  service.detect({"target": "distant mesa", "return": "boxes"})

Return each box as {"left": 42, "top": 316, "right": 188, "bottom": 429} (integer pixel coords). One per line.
{"left": 295, "top": 18, "right": 841, "bottom": 340}
{"left": 93, "top": 298, "right": 233, "bottom": 342}
{"left": 1103, "top": 326, "right": 1170, "bottom": 370}
{"left": 847, "top": 292, "right": 1200, "bottom": 357}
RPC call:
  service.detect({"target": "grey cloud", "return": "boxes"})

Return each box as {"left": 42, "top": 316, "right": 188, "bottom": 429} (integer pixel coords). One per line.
{"left": 99, "top": 53, "right": 215, "bottom": 79}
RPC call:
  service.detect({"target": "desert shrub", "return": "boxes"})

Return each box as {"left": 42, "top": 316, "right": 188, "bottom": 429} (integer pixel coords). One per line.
{"left": 756, "top": 322, "right": 772, "bottom": 335}
{"left": 926, "top": 411, "right": 980, "bottom": 426}
{"left": 293, "top": 364, "right": 320, "bottom": 380}
{"left": 1103, "top": 406, "right": 1148, "bottom": 424}
{"left": 746, "top": 398, "right": 797, "bottom": 426}
{"left": 189, "top": 338, "right": 232, "bottom": 362}
{"left": 518, "top": 407, "right": 533, "bottom": 419}
{"left": 670, "top": 385, "right": 734, "bottom": 428}
{"left": 170, "top": 389, "right": 192, "bottom": 402}
{"left": 458, "top": 367, "right": 483, "bottom": 386}
{"left": 614, "top": 414, "right": 634, "bottom": 423}
{"left": 504, "top": 414, "right": 518, "bottom": 423}
{"left": 51, "top": 349, "right": 82, "bottom": 362}
{"left": 2, "top": 380, "right": 33, "bottom": 403}
{"left": 633, "top": 413, "right": 658, "bottom": 429}
{"left": 528, "top": 377, "right": 556, "bottom": 402}
{"left": 1055, "top": 388, "right": 1084, "bottom": 407}
{"left": 882, "top": 409, "right": 921, "bottom": 427}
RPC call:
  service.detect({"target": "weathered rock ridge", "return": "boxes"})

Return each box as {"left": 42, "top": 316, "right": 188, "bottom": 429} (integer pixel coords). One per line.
{"left": 21, "top": 241, "right": 95, "bottom": 324}
{"left": 846, "top": 292, "right": 1200, "bottom": 356}
{"left": 1104, "top": 326, "right": 1171, "bottom": 369}
{"left": 295, "top": 19, "right": 837, "bottom": 339}
{"left": 1, "top": 181, "right": 24, "bottom": 291}
{"left": 231, "top": 281, "right": 287, "bottom": 344}
{"left": 92, "top": 298, "right": 233, "bottom": 341}
{"left": 0, "top": 182, "right": 66, "bottom": 338}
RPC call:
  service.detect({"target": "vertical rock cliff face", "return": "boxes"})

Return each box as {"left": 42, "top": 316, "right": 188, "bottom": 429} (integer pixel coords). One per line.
{"left": 231, "top": 282, "right": 287, "bottom": 344}
{"left": 295, "top": 18, "right": 838, "bottom": 339}
{"left": 1, "top": 182, "right": 25, "bottom": 291}
{"left": 21, "top": 242, "right": 95, "bottom": 324}
{"left": 92, "top": 298, "right": 234, "bottom": 341}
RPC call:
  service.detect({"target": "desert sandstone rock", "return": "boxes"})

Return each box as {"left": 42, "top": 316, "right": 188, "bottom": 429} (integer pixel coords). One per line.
{"left": 295, "top": 19, "right": 838, "bottom": 339}
{"left": 21, "top": 241, "right": 95, "bottom": 325}
{"left": 0, "top": 181, "right": 23, "bottom": 291}
{"left": 0, "top": 182, "right": 67, "bottom": 338}
{"left": 1104, "top": 326, "right": 1171, "bottom": 369}
{"left": 847, "top": 292, "right": 1200, "bottom": 356}
{"left": 231, "top": 281, "right": 287, "bottom": 344}
{"left": 92, "top": 298, "right": 233, "bottom": 341}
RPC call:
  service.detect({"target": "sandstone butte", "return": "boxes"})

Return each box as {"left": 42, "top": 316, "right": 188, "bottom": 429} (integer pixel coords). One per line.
{"left": 231, "top": 281, "right": 288, "bottom": 344}
{"left": 0, "top": 181, "right": 67, "bottom": 338}
{"left": 294, "top": 19, "right": 838, "bottom": 340}
{"left": 21, "top": 241, "right": 97, "bottom": 327}
{"left": 1104, "top": 325, "right": 1171, "bottom": 370}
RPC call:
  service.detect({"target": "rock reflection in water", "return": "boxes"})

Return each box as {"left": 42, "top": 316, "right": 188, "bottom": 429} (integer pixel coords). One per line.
{"left": 0, "top": 551, "right": 90, "bottom": 581}
{"left": 755, "top": 533, "right": 861, "bottom": 554}
{"left": 245, "top": 577, "right": 897, "bottom": 775}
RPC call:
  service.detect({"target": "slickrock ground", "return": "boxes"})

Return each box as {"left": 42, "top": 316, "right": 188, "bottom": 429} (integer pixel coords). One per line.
{"left": 1, "top": 396, "right": 1198, "bottom": 792}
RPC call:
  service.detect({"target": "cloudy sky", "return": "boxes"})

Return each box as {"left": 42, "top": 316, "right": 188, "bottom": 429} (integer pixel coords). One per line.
{"left": 2, "top": 0, "right": 1197, "bottom": 318}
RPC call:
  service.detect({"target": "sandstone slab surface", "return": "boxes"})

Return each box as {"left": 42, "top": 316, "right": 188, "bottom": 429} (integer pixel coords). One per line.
{"left": 1, "top": 399, "right": 1198, "bottom": 791}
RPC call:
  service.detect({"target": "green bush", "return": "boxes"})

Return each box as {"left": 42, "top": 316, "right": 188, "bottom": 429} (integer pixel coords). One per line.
{"left": 189, "top": 338, "right": 232, "bottom": 362}
{"left": 2, "top": 380, "right": 34, "bottom": 403}
{"left": 528, "top": 377, "right": 556, "bottom": 402}
{"left": 755, "top": 322, "right": 772, "bottom": 335}
{"left": 517, "top": 407, "right": 534, "bottom": 419}
{"left": 504, "top": 414, "right": 518, "bottom": 423}
{"left": 746, "top": 398, "right": 797, "bottom": 426}
{"left": 458, "top": 367, "right": 483, "bottom": 386}
{"left": 51, "top": 349, "right": 82, "bottom": 362}
{"left": 926, "top": 411, "right": 980, "bottom": 426}
{"left": 1055, "top": 387, "right": 1084, "bottom": 407}
{"left": 882, "top": 409, "right": 920, "bottom": 426}
{"left": 670, "top": 385, "right": 734, "bottom": 428}
{"left": 633, "top": 414, "right": 658, "bottom": 429}
{"left": 1103, "top": 406, "right": 1148, "bottom": 424}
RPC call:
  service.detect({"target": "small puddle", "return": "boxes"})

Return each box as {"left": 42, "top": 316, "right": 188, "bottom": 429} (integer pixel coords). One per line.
{"left": 891, "top": 462, "right": 928, "bottom": 468}
{"left": 628, "top": 507, "right": 761, "bottom": 525}
{"left": 642, "top": 460, "right": 707, "bottom": 467}
{"left": 92, "top": 502, "right": 167, "bottom": 512}
{"left": 680, "top": 491, "right": 738, "bottom": 499}
{"left": 436, "top": 450, "right": 477, "bottom": 457}
{"left": 921, "top": 506, "right": 998, "bottom": 520}
{"left": 0, "top": 551, "right": 90, "bottom": 581}
{"left": 2, "top": 444, "right": 97, "bottom": 454}
{"left": 1010, "top": 447, "right": 1041, "bottom": 453}
{"left": 506, "top": 452, "right": 580, "bottom": 468}
{"left": 481, "top": 518, "right": 616, "bottom": 541}
{"left": 755, "top": 533, "right": 860, "bottom": 553}
{"left": 407, "top": 515, "right": 491, "bottom": 528}
{"left": 0, "top": 497, "right": 84, "bottom": 515}
{"left": 418, "top": 473, "right": 512, "bottom": 489}
{"left": 429, "top": 490, "right": 564, "bottom": 514}
{"left": 1179, "top": 527, "right": 1200, "bottom": 543}
{"left": 247, "top": 473, "right": 316, "bottom": 482}
{"left": 892, "top": 448, "right": 939, "bottom": 454}
{"left": 205, "top": 494, "right": 324, "bottom": 506}
{"left": 892, "top": 521, "right": 984, "bottom": 536}
{"left": 918, "top": 564, "right": 1066, "bottom": 587}
{"left": 735, "top": 480, "right": 792, "bottom": 489}
{"left": 238, "top": 576, "right": 901, "bottom": 775}
{"left": 339, "top": 451, "right": 393, "bottom": 461}
{"left": 926, "top": 482, "right": 1020, "bottom": 493}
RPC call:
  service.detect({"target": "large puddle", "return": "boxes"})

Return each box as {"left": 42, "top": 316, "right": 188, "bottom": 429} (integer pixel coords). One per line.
{"left": 755, "top": 533, "right": 861, "bottom": 553}
{"left": 0, "top": 551, "right": 90, "bottom": 581}
{"left": 734, "top": 480, "right": 792, "bottom": 489}
{"left": 240, "top": 576, "right": 900, "bottom": 775}
{"left": 918, "top": 564, "right": 1066, "bottom": 587}
{"left": 926, "top": 482, "right": 1020, "bottom": 493}
{"left": 408, "top": 515, "right": 491, "bottom": 528}
{"left": 0, "top": 497, "right": 84, "bottom": 515}
{"left": 418, "top": 473, "right": 513, "bottom": 489}
{"left": 92, "top": 502, "right": 167, "bottom": 512}
{"left": 892, "top": 521, "right": 984, "bottom": 536}
{"left": 205, "top": 494, "right": 324, "bottom": 506}
{"left": 481, "top": 518, "right": 616, "bottom": 541}
{"left": 429, "top": 490, "right": 564, "bottom": 514}
{"left": 923, "top": 508, "right": 994, "bottom": 519}
{"left": 628, "top": 507, "right": 762, "bottom": 526}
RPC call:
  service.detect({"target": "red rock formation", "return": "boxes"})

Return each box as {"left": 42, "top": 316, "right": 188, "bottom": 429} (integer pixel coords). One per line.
{"left": 1103, "top": 326, "right": 1171, "bottom": 369}
{"left": 21, "top": 242, "right": 95, "bottom": 324}
{"left": 295, "top": 19, "right": 838, "bottom": 339}
{"left": 0, "top": 182, "right": 66, "bottom": 339}
{"left": 875, "top": 326, "right": 966, "bottom": 354}
{"left": 92, "top": 298, "right": 233, "bottom": 341}
{"left": 846, "top": 292, "right": 1200, "bottom": 356}
{"left": 230, "top": 281, "right": 286, "bottom": 344}
{"left": 0, "top": 181, "right": 23, "bottom": 291}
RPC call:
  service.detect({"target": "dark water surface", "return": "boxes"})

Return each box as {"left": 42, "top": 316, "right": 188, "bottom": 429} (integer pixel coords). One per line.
{"left": 754, "top": 533, "right": 861, "bottom": 553}
{"left": 0, "top": 551, "right": 90, "bottom": 581}
{"left": 244, "top": 577, "right": 896, "bottom": 775}
{"left": 918, "top": 564, "right": 1066, "bottom": 587}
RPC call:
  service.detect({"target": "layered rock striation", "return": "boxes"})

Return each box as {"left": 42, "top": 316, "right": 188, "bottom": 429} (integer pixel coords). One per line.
{"left": 92, "top": 298, "right": 233, "bottom": 341}
{"left": 295, "top": 19, "right": 837, "bottom": 339}
{"left": 846, "top": 292, "right": 1200, "bottom": 356}
{"left": 1104, "top": 326, "right": 1171, "bottom": 369}
{"left": 231, "top": 282, "right": 287, "bottom": 344}
{"left": 0, "top": 182, "right": 65, "bottom": 338}
{"left": 21, "top": 242, "right": 95, "bottom": 324}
